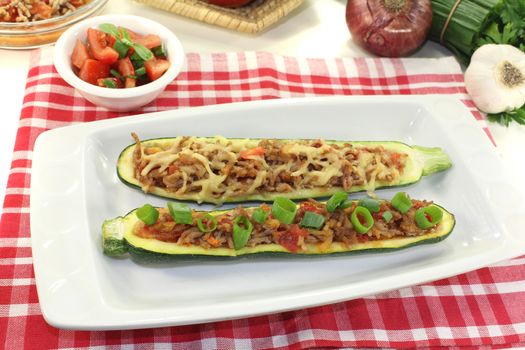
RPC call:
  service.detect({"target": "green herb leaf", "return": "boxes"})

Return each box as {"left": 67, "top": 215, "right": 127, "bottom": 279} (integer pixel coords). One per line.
{"left": 488, "top": 106, "right": 525, "bottom": 126}
{"left": 118, "top": 27, "right": 134, "bottom": 46}
{"left": 99, "top": 23, "right": 119, "bottom": 37}
{"left": 113, "top": 40, "right": 130, "bottom": 59}
{"left": 132, "top": 43, "right": 154, "bottom": 61}
{"left": 501, "top": 0, "right": 525, "bottom": 30}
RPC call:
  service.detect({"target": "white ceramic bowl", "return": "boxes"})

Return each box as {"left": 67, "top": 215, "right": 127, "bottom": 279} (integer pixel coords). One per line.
{"left": 54, "top": 14, "right": 184, "bottom": 112}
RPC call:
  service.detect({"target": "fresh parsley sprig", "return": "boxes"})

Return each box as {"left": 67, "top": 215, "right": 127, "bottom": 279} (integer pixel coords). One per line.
{"left": 477, "top": 0, "right": 525, "bottom": 48}
{"left": 98, "top": 23, "right": 154, "bottom": 61}
{"left": 488, "top": 106, "right": 525, "bottom": 127}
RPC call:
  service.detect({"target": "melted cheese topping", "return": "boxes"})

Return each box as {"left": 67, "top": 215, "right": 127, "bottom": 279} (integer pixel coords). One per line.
{"left": 134, "top": 136, "right": 405, "bottom": 200}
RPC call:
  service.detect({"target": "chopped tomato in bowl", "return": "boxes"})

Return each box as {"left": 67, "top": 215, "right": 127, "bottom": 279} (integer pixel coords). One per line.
{"left": 70, "top": 24, "right": 171, "bottom": 89}
{"left": 54, "top": 14, "right": 184, "bottom": 112}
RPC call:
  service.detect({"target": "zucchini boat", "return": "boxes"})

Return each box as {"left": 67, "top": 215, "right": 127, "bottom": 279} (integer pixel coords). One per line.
{"left": 117, "top": 134, "right": 452, "bottom": 204}
{"left": 102, "top": 192, "right": 455, "bottom": 263}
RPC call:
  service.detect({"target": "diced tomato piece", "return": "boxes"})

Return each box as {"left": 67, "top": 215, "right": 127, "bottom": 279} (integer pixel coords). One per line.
{"left": 357, "top": 213, "right": 367, "bottom": 226}
{"left": 296, "top": 201, "right": 322, "bottom": 221}
{"left": 277, "top": 224, "right": 308, "bottom": 252}
{"left": 357, "top": 235, "right": 369, "bottom": 243}
{"left": 96, "top": 77, "right": 122, "bottom": 88}
{"left": 123, "top": 78, "right": 135, "bottom": 88}
{"left": 117, "top": 57, "right": 134, "bottom": 76}
{"left": 239, "top": 147, "right": 265, "bottom": 159}
{"left": 78, "top": 59, "right": 110, "bottom": 85}
{"left": 117, "top": 57, "right": 136, "bottom": 88}
{"left": 134, "top": 34, "right": 162, "bottom": 49}
{"left": 107, "top": 34, "right": 117, "bottom": 47}
{"left": 30, "top": 1, "right": 52, "bottom": 18}
{"left": 413, "top": 201, "right": 425, "bottom": 209}
{"left": 300, "top": 201, "right": 321, "bottom": 214}
{"left": 144, "top": 58, "right": 170, "bottom": 81}
{"left": 71, "top": 39, "right": 90, "bottom": 70}
{"left": 69, "top": 0, "right": 85, "bottom": 7}
{"left": 87, "top": 28, "right": 119, "bottom": 65}
{"left": 390, "top": 152, "right": 403, "bottom": 168}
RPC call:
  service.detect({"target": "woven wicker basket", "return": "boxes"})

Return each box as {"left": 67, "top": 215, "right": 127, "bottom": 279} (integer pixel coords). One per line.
{"left": 134, "top": 0, "right": 304, "bottom": 33}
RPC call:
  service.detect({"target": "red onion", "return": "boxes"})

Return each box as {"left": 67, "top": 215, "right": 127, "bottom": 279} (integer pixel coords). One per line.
{"left": 207, "top": 0, "right": 254, "bottom": 7}
{"left": 346, "top": 0, "right": 432, "bottom": 57}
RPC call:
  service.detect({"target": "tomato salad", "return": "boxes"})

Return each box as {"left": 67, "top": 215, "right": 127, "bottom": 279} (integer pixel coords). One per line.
{"left": 70, "top": 23, "right": 171, "bottom": 88}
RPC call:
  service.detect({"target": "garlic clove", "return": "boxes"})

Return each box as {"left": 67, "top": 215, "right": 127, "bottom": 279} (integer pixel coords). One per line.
{"left": 464, "top": 44, "right": 525, "bottom": 114}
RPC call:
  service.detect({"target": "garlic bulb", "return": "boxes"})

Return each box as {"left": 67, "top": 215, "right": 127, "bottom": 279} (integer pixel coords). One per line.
{"left": 464, "top": 44, "right": 525, "bottom": 114}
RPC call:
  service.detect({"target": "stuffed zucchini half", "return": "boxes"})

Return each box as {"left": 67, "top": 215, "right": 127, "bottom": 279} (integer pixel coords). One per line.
{"left": 102, "top": 192, "right": 455, "bottom": 262}
{"left": 117, "top": 134, "right": 452, "bottom": 204}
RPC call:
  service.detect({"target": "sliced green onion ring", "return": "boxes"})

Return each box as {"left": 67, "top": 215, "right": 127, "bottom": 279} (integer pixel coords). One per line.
{"left": 358, "top": 198, "right": 381, "bottom": 213}
{"left": 130, "top": 52, "right": 142, "bottom": 61}
{"left": 110, "top": 69, "right": 122, "bottom": 78}
{"left": 135, "top": 66, "right": 146, "bottom": 76}
{"left": 391, "top": 192, "right": 413, "bottom": 214}
{"left": 382, "top": 210, "right": 393, "bottom": 223}
{"left": 415, "top": 205, "right": 443, "bottom": 229}
{"left": 271, "top": 197, "right": 297, "bottom": 224}
{"left": 350, "top": 206, "right": 374, "bottom": 234}
{"left": 326, "top": 191, "right": 348, "bottom": 212}
{"left": 340, "top": 200, "right": 353, "bottom": 209}
{"left": 152, "top": 45, "right": 167, "bottom": 57}
{"left": 136, "top": 204, "right": 159, "bottom": 225}
{"left": 233, "top": 215, "right": 253, "bottom": 250}
{"left": 102, "top": 78, "right": 117, "bottom": 88}
{"left": 167, "top": 202, "right": 193, "bottom": 225}
{"left": 252, "top": 208, "right": 269, "bottom": 224}
{"left": 300, "top": 211, "right": 325, "bottom": 229}
{"left": 197, "top": 214, "right": 218, "bottom": 233}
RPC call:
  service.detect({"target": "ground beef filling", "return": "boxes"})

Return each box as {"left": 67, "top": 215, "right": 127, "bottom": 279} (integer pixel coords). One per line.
{"left": 132, "top": 135, "right": 408, "bottom": 199}
{"left": 133, "top": 199, "right": 435, "bottom": 252}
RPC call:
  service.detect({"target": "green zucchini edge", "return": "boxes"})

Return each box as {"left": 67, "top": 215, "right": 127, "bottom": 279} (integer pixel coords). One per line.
{"left": 102, "top": 203, "right": 456, "bottom": 263}
{"left": 116, "top": 137, "right": 452, "bottom": 204}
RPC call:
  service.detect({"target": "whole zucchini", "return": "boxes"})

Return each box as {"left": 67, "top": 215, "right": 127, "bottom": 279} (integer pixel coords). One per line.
{"left": 102, "top": 195, "right": 455, "bottom": 263}
{"left": 117, "top": 135, "right": 452, "bottom": 204}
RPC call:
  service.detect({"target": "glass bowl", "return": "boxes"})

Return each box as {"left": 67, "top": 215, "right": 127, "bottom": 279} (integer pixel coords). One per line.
{"left": 0, "top": 0, "right": 108, "bottom": 49}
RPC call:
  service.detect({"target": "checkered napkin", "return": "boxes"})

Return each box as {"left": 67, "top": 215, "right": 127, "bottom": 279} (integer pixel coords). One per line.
{"left": 1, "top": 46, "right": 524, "bottom": 349}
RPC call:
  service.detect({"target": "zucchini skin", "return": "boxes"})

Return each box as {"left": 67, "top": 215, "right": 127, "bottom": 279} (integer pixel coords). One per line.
{"left": 102, "top": 203, "right": 456, "bottom": 264}
{"left": 117, "top": 137, "right": 452, "bottom": 204}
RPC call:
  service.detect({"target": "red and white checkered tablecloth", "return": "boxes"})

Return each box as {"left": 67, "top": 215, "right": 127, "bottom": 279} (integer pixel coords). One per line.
{"left": 1, "top": 47, "right": 524, "bottom": 349}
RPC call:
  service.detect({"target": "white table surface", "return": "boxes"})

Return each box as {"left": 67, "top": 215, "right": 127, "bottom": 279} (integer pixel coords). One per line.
{"left": 0, "top": 0, "right": 524, "bottom": 211}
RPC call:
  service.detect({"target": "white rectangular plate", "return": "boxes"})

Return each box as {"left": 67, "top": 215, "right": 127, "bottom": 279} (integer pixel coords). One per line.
{"left": 31, "top": 96, "right": 525, "bottom": 330}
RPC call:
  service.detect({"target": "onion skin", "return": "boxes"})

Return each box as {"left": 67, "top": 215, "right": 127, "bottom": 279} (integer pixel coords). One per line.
{"left": 346, "top": 0, "right": 433, "bottom": 57}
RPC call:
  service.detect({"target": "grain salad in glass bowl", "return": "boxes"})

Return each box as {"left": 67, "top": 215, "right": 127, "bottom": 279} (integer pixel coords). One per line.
{"left": 0, "top": 0, "right": 107, "bottom": 49}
